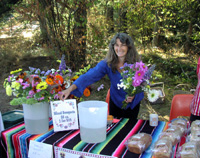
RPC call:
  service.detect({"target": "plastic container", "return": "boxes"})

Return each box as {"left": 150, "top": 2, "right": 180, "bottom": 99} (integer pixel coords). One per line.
{"left": 149, "top": 114, "right": 158, "bottom": 126}
{"left": 2, "top": 110, "right": 24, "bottom": 129}
{"left": 23, "top": 102, "right": 49, "bottom": 134}
{"left": 78, "top": 100, "right": 108, "bottom": 143}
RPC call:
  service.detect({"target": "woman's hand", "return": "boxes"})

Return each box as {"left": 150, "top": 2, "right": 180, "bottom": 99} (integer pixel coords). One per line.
{"left": 59, "top": 89, "right": 71, "bottom": 101}
{"left": 59, "top": 84, "right": 77, "bottom": 101}
{"left": 125, "top": 96, "right": 135, "bottom": 103}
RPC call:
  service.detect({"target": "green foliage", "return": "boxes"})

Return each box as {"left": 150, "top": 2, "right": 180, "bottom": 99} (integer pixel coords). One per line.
{"left": 75, "top": 64, "right": 91, "bottom": 76}
{"left": 10, "top": 97, "right": 39, "bottom": 105}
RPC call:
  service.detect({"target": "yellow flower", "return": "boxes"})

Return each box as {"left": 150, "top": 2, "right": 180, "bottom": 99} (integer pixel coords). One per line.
{"left": 11, "top": 82, "right": 21, "bottom": 90}
{"left": 132, "top": 89, "right": 136, "bottom": 94}
{"left": 71, "top": 75, "right": 79, "bottom": 81}
{"left": 127, "top": 77, "right": 132, "bottom": 83}
{"left": 6, "top": 85, "right": 12, "bottom": 96}
{"left": 36, "top": 81, "right": 48, "bottom": 90}
{"left": 3, "top": 79, "right": 8, "bottom": 88}
{"left": 10, "top": 68, "right": 22, "bottom": 74}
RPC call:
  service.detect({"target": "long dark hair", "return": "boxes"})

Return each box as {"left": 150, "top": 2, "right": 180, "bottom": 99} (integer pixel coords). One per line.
{"left": 106, "top": 33, "right": 139, "bottom": 72}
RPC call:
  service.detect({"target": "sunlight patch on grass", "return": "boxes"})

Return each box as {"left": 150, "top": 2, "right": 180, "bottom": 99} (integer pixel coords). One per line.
{"left": 22, "top": 31, "right": 33, "bottom": 38}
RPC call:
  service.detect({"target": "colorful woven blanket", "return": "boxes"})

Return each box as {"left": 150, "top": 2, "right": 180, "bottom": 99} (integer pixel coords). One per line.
{"left": 1, "top": 118, "right": 170, "bottom": 158}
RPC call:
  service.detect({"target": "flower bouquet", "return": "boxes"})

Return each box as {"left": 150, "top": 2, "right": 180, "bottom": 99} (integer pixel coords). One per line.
{"left": 3, "top": 55, "right": 73, "bottom": 105}
{"left": 117, "top": 61, "right": 159, "bottom": 109}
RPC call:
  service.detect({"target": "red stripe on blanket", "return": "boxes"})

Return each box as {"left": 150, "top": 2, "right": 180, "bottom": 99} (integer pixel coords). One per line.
{"left": 1, "top": 123, "right": 24, "bottom": 145}
{"left": 12, "top": 129, "right": 26, "bottom": 158}
{"left": 57, "top": 129, "right": 80, "bottom": 147}
{"left": 112, "top": 119, "right": 144, "bottom": 157}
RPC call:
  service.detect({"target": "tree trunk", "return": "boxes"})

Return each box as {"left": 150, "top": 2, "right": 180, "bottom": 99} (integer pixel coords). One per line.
{"left": 106, "top": 1, "right": 114, "bottom": 34}
{"left": 184, "top": 22, "right": 193, "bottom": 53}
{"left": 119, "top": 9, "right": 127, "bottom": 33}
{"left": 152, "top": 12, "right": 159, "bottom": 47}
{"left": 70, "top": 1, "right": 87, "bottom": 71}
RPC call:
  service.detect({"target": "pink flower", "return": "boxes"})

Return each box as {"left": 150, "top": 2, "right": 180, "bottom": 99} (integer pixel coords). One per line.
{"left": 29, "top": 90, "right": 35, "bottom": 96}
{"left": 135, "top": 70, "right": 145, "bottom": 80}
{"left": 22, "top": 83, "right": 30, "bottom": 89}
{"left": 132, "top": 79, "right": 142, "bottom": 87}
{"left": 135, "top": 61, "right": 148, "bottom": 72}
{"left": 38, "top": 97, "right": 45, "bottom": 101}
{"left": 54, "top": 94, "right": 59, "bottom": 99}
{"left": 16, "top": 78, "right": 23, "bottom": 84}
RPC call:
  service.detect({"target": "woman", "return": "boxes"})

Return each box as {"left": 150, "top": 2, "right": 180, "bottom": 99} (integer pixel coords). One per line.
{"left": 190, "top": 57, "right": 200, "bottom": 122}
{"left": 59, "top": 33, "right": 144, "bottom": 119}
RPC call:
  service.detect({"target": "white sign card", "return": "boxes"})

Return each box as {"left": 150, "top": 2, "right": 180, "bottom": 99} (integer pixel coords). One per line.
{"left": 28, "top": 140, "right": 53, "bottom": 158}
{"left": 50, "top": 99, "right": 79, "bottom": 132}
{"left": 54, "top": 146, "right": 117, "bottom": 158}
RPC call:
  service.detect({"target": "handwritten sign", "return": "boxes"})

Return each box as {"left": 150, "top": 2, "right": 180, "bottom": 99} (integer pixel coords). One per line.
{"left": 28, "top": 140, "right": 53, "bottom": 158}
{"left": 54, "top": 146, "right": 117, "bottom": 158}
{"left": 50, "top": 99, "right": 79, "bottom": 132}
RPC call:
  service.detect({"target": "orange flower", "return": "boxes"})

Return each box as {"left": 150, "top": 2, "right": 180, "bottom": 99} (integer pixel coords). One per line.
{"left": 53, "top": 85, "right": 62, "bottom": 93}
{"left": 46, "top": 75, "right": 54, "bottom": 85}
{"left": 33, "top": 76, "right": 41, "bottom": 83}
{"left": 54, "top": 75, "right": 64, "bottom": 85}
{"left": 32, "top": 86, "right": 37, "bottom": 93}
{"left": 83, "top": 88, "right": 90, "bottom": 97}
{"left": 16, "top": 72, "right": 27, "bottom": 80}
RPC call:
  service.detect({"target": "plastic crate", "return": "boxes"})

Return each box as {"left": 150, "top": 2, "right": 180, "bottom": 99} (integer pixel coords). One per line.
{"left": 2, "top": 110, "right": 24, "bottom": 129}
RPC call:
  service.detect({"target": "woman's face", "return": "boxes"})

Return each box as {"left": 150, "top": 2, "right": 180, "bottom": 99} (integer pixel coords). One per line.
{"left": 114, "top": 38, "right": 128, "bottom": 58}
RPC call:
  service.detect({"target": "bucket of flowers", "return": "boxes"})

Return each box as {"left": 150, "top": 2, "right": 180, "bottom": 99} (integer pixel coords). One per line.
{"left": 2, "top": 55, "right": 76, "bottom": 134}
{"left": 117, "top": 61, "right": 160, "bottom": 109}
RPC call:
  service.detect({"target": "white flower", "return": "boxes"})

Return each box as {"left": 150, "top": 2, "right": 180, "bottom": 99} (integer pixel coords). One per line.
{"left": 147, "top": 89, "right": 160, "bottom": 103}
{"left": 64, "top": 80, "right": 71, "bottom": 89}
{"left": 51, "top": 69, "right": 56, "bottom": 74}
{"left": 117, "top": 82, "right": 127, "bottom": 90}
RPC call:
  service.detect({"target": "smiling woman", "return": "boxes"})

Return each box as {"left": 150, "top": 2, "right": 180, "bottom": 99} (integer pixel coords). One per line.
{"left": 59, "top": 33, "right": 145, "bottom": 120}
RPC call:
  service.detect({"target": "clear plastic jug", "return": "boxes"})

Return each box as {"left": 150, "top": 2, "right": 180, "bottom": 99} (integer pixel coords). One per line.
{"left": 78, "top": 100, "right": 108, "bottom": 143}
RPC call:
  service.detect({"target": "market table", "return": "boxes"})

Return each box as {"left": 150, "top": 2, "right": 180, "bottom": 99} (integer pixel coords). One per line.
{"left": 0, "top": 118, "right": 182, "bottom": 158}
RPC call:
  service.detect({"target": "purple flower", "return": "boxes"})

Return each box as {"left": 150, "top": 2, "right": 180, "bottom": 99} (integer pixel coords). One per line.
{"left": 44, "top": 70, "right": 51, "bottom": 76}
{"left": 144, "top": 64, "right": 156, "bottom": 80}
{"left": 35, "top": 69, "right": 41, "bottom": 74}
{"left": 97, "top": 84, "right": 104, "bottom": 91}
{"left": 123, "top": 70, "right": 129, "bottom": 74}
{"left": 129, "top": 64, "right": 134, "bottom": 69}
{"left": 41, "top": 71, "right": 45, "bottom": 75}
{"left": 29, "top": 67, "right": 36, "bottom": 72}
{"left": 8, "top": 75, "right": 14, "bottom": 82}
{"left": 59, "top": 54, "right": 66, "bottom": 75}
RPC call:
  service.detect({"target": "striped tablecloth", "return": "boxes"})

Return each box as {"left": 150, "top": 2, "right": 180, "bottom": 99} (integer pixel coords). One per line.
{"left": 0, "top": 118, "right": 171, "bottom": 158}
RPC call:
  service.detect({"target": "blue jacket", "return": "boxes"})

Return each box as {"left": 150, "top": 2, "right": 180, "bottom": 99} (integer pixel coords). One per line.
{"left": 71, "top": 60, "right": 144, "bottom": 109}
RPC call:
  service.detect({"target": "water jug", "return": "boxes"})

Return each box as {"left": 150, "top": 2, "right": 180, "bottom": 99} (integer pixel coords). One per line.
{"left": 78, "top": 100, "right": 108, "bottom": 143}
